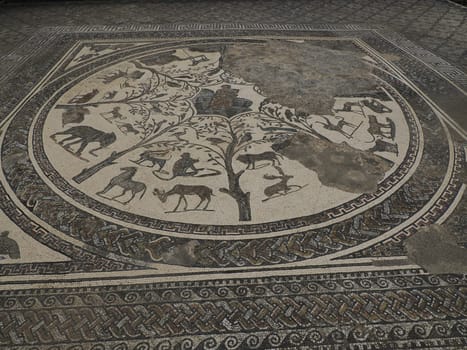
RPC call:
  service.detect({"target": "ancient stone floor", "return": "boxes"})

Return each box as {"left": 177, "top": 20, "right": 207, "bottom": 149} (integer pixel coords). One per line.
{"left": 0, "top": 1, "right": 466, "bottom": 350}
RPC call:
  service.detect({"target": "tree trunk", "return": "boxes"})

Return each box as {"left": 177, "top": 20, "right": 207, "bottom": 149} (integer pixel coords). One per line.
{"left": 72, "top": 149, "right": 130, "bottom": 183}
{"left": 234, "top": 188, "right": 251, "bottom": 222}
{"left": 220, "top": 170, "right": 251, "bottom": 222}
{"left": 220, "top": 132, "right": 252, "bottom": 221}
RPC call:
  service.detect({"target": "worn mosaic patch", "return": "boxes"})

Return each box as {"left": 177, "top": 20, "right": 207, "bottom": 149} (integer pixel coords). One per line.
{"left": 0, "top": 24, "right": 466, "bottom": 350}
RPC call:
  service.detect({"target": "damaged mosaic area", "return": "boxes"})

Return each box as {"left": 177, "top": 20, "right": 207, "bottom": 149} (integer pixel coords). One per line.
{"left": 0, "top": 25, "right": 466, "bottom": 350}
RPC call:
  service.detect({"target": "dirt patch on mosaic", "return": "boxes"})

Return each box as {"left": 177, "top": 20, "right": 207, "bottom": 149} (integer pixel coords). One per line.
{"left": 272, "top": 132, "right": 392, "bottom": 193}
{"left": 405, "top": 224, "right": 467, "bottom": 274}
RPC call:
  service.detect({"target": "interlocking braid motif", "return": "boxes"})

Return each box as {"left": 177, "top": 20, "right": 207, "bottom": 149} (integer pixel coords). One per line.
{"left": 0, "top": 271, "right": 466, "bottom": 349}
{"left": 5, "top": 321, "right": 467, "bottom": 350}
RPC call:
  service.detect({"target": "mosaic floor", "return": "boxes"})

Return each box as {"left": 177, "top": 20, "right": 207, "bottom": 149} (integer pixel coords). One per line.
{"left": 0, "top": 24, "right": 466, "bottom": 350}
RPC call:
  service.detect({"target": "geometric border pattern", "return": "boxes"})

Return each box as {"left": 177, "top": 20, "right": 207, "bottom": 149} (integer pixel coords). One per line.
{"left": 1, "top": 269, "right": 466, "bottom": 349}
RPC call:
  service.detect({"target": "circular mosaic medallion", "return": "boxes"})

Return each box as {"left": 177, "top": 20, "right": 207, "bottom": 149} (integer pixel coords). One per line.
{"left": 0, "top": 38, "right": 457, "bottom": 267}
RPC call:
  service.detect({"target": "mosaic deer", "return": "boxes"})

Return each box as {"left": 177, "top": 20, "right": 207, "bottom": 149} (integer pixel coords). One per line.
{"left": 153, "top": 184, "right": 214, "bottom": 212}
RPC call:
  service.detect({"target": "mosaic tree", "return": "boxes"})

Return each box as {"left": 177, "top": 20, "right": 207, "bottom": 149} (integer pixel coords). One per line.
{"left": 54, "top": 50, "right": 331, "bottom": 222}
{"left": 179, "top": 113, "right": 281, "bottom": 221}
{"left": 55, "top": 57, "right": 222, "bottom": 183}
{"left": 52, "top": 45, "right": 396, "bottom": 222}
{"left": 166, "top": 95, "right": 337, "bottom": 221}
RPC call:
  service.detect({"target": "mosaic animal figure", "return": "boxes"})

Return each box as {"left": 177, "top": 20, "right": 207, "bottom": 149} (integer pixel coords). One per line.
{"left": 51, "top": 125, "right": 116, "bottom": 157}
{"left": 367, "top": 115, "right": 396, "bottom": 141}
{"left": 362, "top": 99, "right": 392, "bottom": 113}
{"left": 237, "top": 151, "right": 282, "bottom": 169}
{"left": 262, "top": 166, "right": 304, "bottom": 201}
{"left": 153, "top": 184, "right": 214, "bottom": 212}
{"left": 132, "top": 150, "right": 171, "bottom": 171}
{"left": 152, "top": 153, "right": 199, "bottom": 180}
{"left": 369, "top": 139, "right": 399, "bottom": 155}
{"left": 0, "top": 231, "right": 20, "bottom": 259}
{"left": 97, "top": 167, "right": 146, "bottom": 204}
{"left": 338, "top": 99, "right": 392, "bottom": 114}
{"left": 315, "top": 116, "right": 361, "bottom": 139}
{"left": 101, "top": 69, "right": 145, "bottom": 84}
{"left": 68, "top": 89, "right": 99, "bottom": 104}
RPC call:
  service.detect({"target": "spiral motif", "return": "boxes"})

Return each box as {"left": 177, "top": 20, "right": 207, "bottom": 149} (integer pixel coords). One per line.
{"left": 3, "top": 297, "right": 17, "bottom": 308}
{"left": 351, "top": 326, "right": 369, "bottom": 341}
{"left": 307, "top": 329, "right": 324, "bottom": 344}
{"left": 373, "top": 327, "right": 386, "bottom": 339}
{"left": 288, "top": 332, "right": 304, "bottom": 345}
{"left": 123, "top": 292, "right": 138, "bottom": 303}
{"left": 253, "top": 285, "right": 266, "bottom": 295}
{"left": 412, "top": 324, "right": 428, "bottom": 337}
{"left": 156, "top": 340, "right": 171, "bottom": 350}
{"left": 357, "top": 279, "right": 372, "bottom": 289}
{"left": 271, "top": 284, "right": 286, "bottom": 294}
{"left": 391, "top": 325, "right": 407, "bottom": 339}
{"left": 195, "top": 287, "right": 210, "bottom": 298}
{"left": 90, "top": 345, "right": 105, "bottom": 350}
{"left": 180, "top": 289, "right": 193, "bottom": 299}
{"left": 322, "top": 280, "right": 337, "bottom": 290}
{"left": 329, "top": 330, "right": 346, "bottom": 343}
{"left": 62, "top": 295, "right": 76, "bottom": 305}
{"left": 235, "top": 286, "right": 249, "bottom": 296}
{"left": 223, "top": 335, "right": 239, "bottom": 349}
{"left": 134, "top": 342, "right": 150, "bottom": 350}
{"left": 393, "top": 277, "right": 408, "bottom": 287}
{"left": 244, "top": 335, "right": 261, "bottom": 349}
{"left": 104, "top": 293, "right": 118, "bottom": 304}
{"left": 216, "top": 287, "right": 229, "bottom": 297}
{"left": 426, "top": 275, "right": 441, "bottom": 285}
{"left": 433, "top": 323, "right": 449, "bottom": 336}
{"left": 179, "top": 338, "right": 194, "bottom": 350}
{"left": 289, "top": 282, "right": 301, "bottom": 293}
{"left": 454, "top": 322, "right": 467, "bottom": 335}
{"left": 161, "top": 290, "right": 176, "bottom": 300}
{"left": 267, "top": 333, "right": 282, "bottom": 347}
{"left": 443, "top": 275, "right": 460, "bottom": 284}
{"left": 201, "top": 337, "right": 218, "bottom": 350}
{"left": 22, "top": 297, "right": 37, "bottom": 308}
{"left": 341, "top": 279, "right": 355, "bottom": 289}
{"left": 375, "top": 278, "right": 389, "bottom": 288}
{"left": 306, "top": 282, "right": 319, "bottom": 292}
{"left": 43, "top": 295, "right": 59, "bottom": 307}
{"left": 411, "top": 276, "right": 424, "bottom": 285}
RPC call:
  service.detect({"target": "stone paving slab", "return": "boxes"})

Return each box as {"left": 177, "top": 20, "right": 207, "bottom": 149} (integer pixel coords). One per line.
{"left": 0, "top": 0, "right": 466, "bottom": 72}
